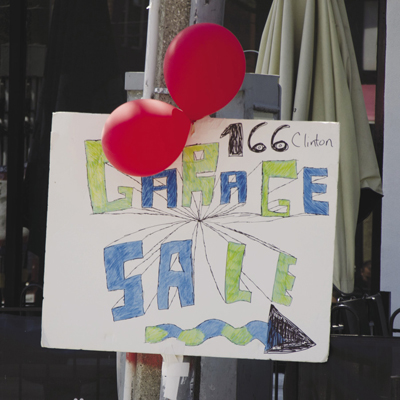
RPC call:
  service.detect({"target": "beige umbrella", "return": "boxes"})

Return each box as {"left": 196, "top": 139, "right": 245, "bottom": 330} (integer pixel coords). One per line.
{"left": 256, "top": 0, "right": 382, "bottom": 293}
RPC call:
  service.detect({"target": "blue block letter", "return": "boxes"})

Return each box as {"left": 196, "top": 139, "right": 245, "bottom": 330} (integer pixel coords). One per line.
{"left": 303, "top": 168, "right": 329, "bottom": 215}
{"left": 142, "top": 169, "right": 177, "bottom": 208}
{"left": 104, "top": 241, "right": 145, "bottom": 321}
{"left": 220, "top": 171, "right": 247, "bottom": 204}
{"left": 158, "top": 240, "right": 194, "bottom": 310}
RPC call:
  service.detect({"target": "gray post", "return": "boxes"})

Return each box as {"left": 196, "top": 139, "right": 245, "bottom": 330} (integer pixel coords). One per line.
{"left": 187, "top": 3, "right": 240, "bottom": 400}
{"left": 190, "top": 0, "right": 226, "bottom": 25}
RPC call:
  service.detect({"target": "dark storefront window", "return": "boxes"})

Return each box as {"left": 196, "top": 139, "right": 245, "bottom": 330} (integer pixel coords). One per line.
{"left": 346, "top": 0, "right": 383, "bottom": 296}
{"left": 0, "top": 0, "right": 151, "bottom": 307}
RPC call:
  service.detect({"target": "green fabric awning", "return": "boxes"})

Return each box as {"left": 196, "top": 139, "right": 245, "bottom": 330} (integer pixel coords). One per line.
{"left": 256, "top": 0, "right": 382, "bottom": 293}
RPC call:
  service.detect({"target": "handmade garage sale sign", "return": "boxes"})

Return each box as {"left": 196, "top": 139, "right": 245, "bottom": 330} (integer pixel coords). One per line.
{"left": 42, "top": 112, "right": 339, "bottom": 362}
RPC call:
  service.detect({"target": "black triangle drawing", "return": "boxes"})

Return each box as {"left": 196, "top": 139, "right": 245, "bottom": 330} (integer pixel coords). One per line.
{"left": 265, "top": 304, "right": 316, "bottom": 353}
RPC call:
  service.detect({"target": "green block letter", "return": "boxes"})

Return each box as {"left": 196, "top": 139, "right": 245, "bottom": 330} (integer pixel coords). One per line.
{"left": 225, "top": 242, "right": 251, "bottom": 304}
{"left": 262, "top": 160, "right": 297, "bottom": 217}
{"left": 85, "top": 141, "right": 133, "bottom": 214}
{"left": 182, "top": 143, "right": 219, "bottom": 207}
{"left": 272, "top": 252, "right": 297, "bottom": 306}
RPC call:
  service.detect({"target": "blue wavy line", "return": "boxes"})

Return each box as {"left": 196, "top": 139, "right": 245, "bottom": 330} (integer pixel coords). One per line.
{"left": 153, "top": 319, "right": 271, "bottom": 348}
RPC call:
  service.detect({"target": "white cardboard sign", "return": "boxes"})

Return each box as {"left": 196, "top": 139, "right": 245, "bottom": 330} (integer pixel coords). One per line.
{"left": 42, "top": 112, "right": 339, "bottom": 363}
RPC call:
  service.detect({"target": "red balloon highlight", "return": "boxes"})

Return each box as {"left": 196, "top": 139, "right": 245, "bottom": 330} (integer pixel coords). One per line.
{"left": 102, "top": 99, "right": 191, "bottom": 177}
{"left": 164, "top": 23, "right": 246, "bottom": 122}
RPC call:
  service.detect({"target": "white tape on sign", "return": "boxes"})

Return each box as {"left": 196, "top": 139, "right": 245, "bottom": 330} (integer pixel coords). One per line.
{"left": 162, "top": 354, "right": 190, "bottom": 400}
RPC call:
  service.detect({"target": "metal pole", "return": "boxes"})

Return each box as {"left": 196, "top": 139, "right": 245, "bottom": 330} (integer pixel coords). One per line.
{"left": 143, "top": 0, "right": 161, "bottom": 99}
{"left": 190, "top": 0, "right": 226, "bottom": 25}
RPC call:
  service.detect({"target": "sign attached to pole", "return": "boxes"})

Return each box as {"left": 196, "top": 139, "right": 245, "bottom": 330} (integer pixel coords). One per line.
{"left": 42, "top": 112, "right": 339, "bottom": 363}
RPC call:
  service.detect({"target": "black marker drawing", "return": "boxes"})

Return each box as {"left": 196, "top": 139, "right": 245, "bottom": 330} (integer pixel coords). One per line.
{"left": 266, "top": 304, "right": 316, "bottom": 353}
{"left": 248, "top": 122, "right": 268, "bottom": 153}
{"left": 220, "top": 123, "right": 244, "bottom": 156}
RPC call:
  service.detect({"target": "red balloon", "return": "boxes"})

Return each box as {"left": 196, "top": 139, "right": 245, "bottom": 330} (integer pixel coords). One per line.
{"left": 164, "top": 23, "right": 246, "bottom": 122}
{"left": 102, "top": 99, "right": 191, "bottom": 177}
